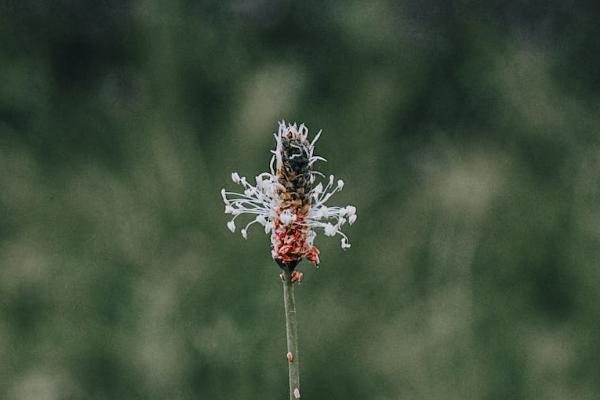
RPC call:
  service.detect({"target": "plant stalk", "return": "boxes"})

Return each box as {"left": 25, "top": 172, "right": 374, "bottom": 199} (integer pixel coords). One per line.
{"left": 283, "top": 271, "right": 300, "bottom": 399}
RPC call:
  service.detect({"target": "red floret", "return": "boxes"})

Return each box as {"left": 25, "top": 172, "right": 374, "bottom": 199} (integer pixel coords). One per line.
{"left": 272, "top": 209, "right": 320, "bottom": 266}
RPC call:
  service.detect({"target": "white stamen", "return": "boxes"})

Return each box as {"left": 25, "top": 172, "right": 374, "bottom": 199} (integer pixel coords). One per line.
{"left": 313, "top": 183, "right": 323, "bottom": 195}
{"left": 221, "top": 188, "right": 229, "bottom": 204}
{"left": 310, "top": 129, "right": 322, "bottom": 146}
{"left": 256, "top": 215, "right": 267, "bottom": 226}
{"left": 227, "top": 221, "right": 236, "bottom": 232}
{"left": 324, "top": 223, "right": 337, "bottom": 236}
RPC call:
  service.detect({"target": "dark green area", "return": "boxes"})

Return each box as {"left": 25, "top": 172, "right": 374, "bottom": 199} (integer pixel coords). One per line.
{"left": 1, "top": 1, "right": 600, "bottom": 399}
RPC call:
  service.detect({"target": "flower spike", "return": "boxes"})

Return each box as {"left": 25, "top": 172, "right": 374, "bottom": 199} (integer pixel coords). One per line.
{"left": 221, "top": 121, "right": 356, "bottom": 269}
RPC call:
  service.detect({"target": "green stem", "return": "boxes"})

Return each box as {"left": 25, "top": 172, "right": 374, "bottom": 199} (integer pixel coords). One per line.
{"left": 283, "top": 271, "right": 300, "bottom": 399}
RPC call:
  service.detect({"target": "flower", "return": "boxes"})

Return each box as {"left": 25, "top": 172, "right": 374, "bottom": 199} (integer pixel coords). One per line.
{"left": 221, "top": 121, "right": 357, "bottom": 268}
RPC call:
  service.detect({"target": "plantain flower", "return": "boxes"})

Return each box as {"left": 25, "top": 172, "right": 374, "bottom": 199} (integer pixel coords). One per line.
{"left": 221, "top": 121, "right": 356, "bottom": 277}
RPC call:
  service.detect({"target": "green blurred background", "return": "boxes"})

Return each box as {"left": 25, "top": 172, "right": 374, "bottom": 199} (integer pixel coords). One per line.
{"left": 1, "top": 1, "right": 600, "bottom": 399}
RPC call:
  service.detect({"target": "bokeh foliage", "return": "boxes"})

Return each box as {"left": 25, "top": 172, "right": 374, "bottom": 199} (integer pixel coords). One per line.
{"left": 1, "top": 1, "right": 600, "bottom": 399}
